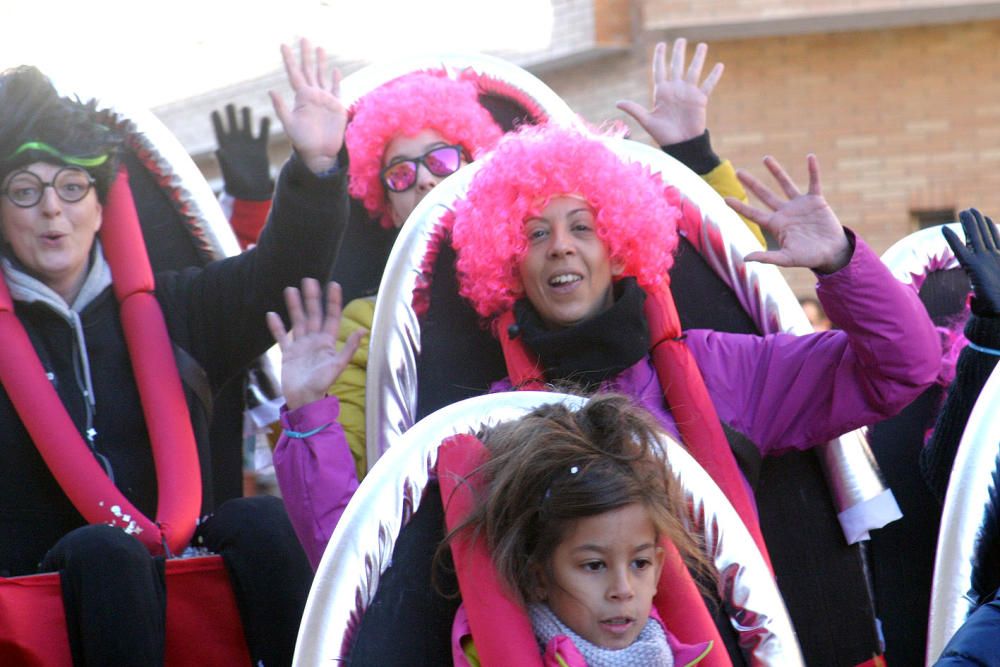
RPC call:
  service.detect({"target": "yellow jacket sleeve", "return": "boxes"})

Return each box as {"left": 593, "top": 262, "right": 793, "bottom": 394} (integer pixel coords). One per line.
{"left": 329, "top": 296, "right": 375, "bottom": 480}
{"left": 461, "top": 636, "right": 481, "bottom": 666}
{"left": 702, "top": 159, "right": 766, "bottom": 247}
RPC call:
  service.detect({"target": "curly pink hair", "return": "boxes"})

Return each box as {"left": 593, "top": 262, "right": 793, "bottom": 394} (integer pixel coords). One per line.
{"left": 345, "top": 70, "right": 503, "bottom": 228}
{"left": 451, "top": 125, "right": 682, "bottom": 319}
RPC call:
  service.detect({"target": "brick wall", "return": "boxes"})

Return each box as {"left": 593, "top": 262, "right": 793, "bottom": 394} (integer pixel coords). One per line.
{"left": 160, "top": 3, "right": 1000, "bottom": 299}
{"left": 540, "top": 20, "right": 1000, "bottom": 295}
{"left": 645, "top": 0, "right": 1000, "bottom": 30}
{"left": 596, "top": 0, "right": 635, "bottom": 45}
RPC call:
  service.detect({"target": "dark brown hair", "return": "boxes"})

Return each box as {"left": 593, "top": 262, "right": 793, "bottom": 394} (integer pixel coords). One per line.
{"left": 442, "top": 393, "right": 715, "bottom": 607}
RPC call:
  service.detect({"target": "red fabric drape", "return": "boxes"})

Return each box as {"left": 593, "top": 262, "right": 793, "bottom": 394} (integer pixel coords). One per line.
{"left": 0, "top": 556, "right": 249, "bottom": 666}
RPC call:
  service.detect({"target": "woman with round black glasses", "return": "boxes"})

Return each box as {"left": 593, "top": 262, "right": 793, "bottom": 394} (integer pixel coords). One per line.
{"left": 0, "top": 40, "right": 346, "bottom": 665}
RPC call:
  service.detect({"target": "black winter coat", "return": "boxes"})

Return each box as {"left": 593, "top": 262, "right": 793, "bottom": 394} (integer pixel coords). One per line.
{"left": 0, "top": 156, "right": 347, "bottom": 576}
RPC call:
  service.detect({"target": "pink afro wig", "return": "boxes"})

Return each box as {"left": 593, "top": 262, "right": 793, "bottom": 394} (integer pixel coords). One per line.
{"left": 451, "top": 125, "right": 682, "bottom": 319}
{"left": 345, "top": 70, "right": 504, "bottom": 228}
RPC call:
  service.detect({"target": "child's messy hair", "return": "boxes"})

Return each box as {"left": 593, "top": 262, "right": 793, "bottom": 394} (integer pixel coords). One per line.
{"left": 345, "top": 70, "right": 503, "bottom": 228}
{"left": 443, "top": 393, "right": 714, "bottom": 608}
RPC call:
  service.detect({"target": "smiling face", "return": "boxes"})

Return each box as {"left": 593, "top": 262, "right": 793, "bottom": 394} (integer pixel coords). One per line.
{"left": 383, "top": 128, "right": 466, "bottom": 228}
{"left": 0, "top": 161, "right": 102, "bottom": 303}
{"left": 538, "top": 503, "right": 664, "bottom": 650}
{"left": 517, "top": 195, "right": 623, "bottom": 329}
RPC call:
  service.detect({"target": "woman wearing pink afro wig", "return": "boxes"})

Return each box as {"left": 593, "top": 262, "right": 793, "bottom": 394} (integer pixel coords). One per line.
{"left": 312, "top": 71, "right": 505, "bottom": 481}
{"left": 271, "top": 68, "right": 510, "bottom": 565}
{"left": 345, "top": 70, "right": 504, "bottom": 229}
{"left": 449, "top": 123, "right": 940, "bottom": 569}
{"left": 452, "top": 125, "right": 680, "bottom": 321}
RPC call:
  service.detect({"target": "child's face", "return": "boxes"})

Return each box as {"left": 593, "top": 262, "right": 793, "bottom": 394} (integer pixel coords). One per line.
{"left": 538, "top": 503, "right": 664, "bottom": 649}
{"left": 517, "top": 195, "right": 623, "bottom": 330}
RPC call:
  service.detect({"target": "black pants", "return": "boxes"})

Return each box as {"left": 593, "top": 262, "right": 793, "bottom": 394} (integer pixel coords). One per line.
{"left": 40, "top": 495, "right": 312, "bottom": 667}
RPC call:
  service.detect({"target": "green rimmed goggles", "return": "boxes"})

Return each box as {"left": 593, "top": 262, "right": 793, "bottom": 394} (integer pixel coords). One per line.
{"left": 8, "top": 141, "right": 109, "bottom": 169}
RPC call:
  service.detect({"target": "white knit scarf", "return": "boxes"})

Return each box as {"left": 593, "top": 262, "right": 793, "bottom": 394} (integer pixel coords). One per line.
{"left": 529, "top": 603, "right": 673, "bottom": 666}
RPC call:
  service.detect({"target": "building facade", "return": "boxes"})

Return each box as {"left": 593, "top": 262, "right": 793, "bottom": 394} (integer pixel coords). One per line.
{"left": 155, "top": 0, "right": 1000, "bottom": 295}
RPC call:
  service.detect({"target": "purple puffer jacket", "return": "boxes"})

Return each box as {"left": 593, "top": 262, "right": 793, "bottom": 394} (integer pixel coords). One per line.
{"left": 493, "top": 236, "right": 939, "bottom": 456}
{"left": 274, "top": 236, "right": 939, "bottom": 569}
{"left": 273, "top": 396, "right": 358, "bottom": 569}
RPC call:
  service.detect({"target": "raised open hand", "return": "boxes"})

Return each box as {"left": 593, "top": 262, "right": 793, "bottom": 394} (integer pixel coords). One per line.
{"left": 726, "top": 154, "right": 852, "bottom": 273}
{"left": 211, "top": 104, "right": 273, "bottom": 200}
{"left": 943, "top": 208, "right": 1000, "bottom": 316}
{"left": 616, "top": 39, "right": 724, "bottom": 146}
{"left": 267, "top": 279, "right": 365, "bottom": 410}
{"left": 270, "top": 38, "right": 346, "bottom": 175}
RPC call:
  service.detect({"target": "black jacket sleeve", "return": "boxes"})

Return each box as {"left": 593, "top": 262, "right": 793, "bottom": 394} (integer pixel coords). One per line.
{"left": 661, "top": 130, "right": 722, "bottom": 176}
{"left": 156, "top": 153, "right": 349, "bottom": 388}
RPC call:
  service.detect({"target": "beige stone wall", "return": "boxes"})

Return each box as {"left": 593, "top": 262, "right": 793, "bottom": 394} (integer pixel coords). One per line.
{"left": 540, "top": 20, "right": 1000, "bottom": 295}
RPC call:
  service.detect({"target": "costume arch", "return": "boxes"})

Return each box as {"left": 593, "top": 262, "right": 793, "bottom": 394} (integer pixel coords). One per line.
{"left": 295, "top": 391, "right": 802, "bottom": 666}
{"left": 95, "top": 92, "right": 263, "bottom": 507}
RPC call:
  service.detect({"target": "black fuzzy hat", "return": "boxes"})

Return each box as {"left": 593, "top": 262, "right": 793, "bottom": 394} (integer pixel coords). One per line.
{"left": 0, "top": 65, "right": 122, "bottom": 201}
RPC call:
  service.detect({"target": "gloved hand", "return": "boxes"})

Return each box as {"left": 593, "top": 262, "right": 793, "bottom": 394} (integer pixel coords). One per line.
{"left": 943, "top": 208, "right": 1000, "bottom": 316}
{"left": 211, "top": 104, "right": 274, "bottom": 200}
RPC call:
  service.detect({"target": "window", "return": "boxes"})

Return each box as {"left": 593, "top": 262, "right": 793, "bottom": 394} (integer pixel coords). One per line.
{"left": 912, "top": 208, "right": 956, "bottom": 231}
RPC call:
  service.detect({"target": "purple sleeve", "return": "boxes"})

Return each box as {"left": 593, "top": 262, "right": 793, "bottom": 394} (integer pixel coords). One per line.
{"left": 489, "top": 378, "right": 514, "bottom": 393}
{"left": 451, "top": 604, "right": 473, "bottom": 667}
{"left": 272, "top": 396, "right": 359, "bottom": 570}
{"left": 687, "top": 234, "right": 939, "bottom": 454}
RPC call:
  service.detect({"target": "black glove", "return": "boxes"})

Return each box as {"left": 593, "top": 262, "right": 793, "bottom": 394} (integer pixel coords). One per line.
{"left": 943, "top": 208, "right": 1000, "bottom": 316}
{"left": 211, "top": 104, "right": 274, "bottom": 200}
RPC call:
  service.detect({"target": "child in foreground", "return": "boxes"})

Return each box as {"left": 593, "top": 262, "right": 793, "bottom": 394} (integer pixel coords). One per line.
{"left": 444, "top": 394, "right": 716, "bottom": 666}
